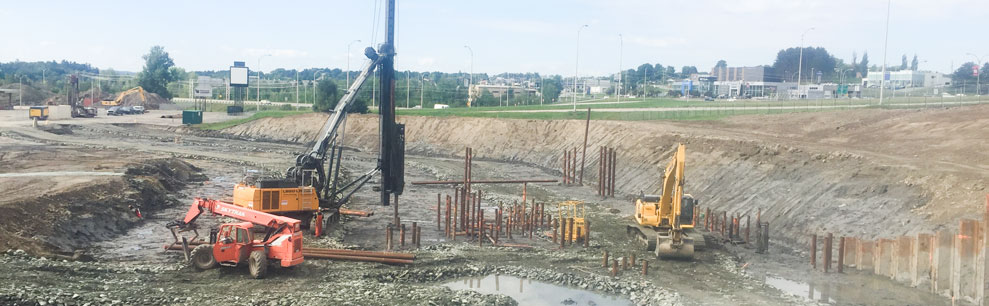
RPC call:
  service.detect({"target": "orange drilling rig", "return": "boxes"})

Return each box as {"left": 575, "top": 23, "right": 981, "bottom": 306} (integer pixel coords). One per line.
{"left": 166, "top": 198, "right": 303, "bottom": 278}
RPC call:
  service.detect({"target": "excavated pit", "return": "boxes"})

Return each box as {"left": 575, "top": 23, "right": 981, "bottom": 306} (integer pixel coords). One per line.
{"left": 219, "top": 107, "right": 987, "bottom": 252}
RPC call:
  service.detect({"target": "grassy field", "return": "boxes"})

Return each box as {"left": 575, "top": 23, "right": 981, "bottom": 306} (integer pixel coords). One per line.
{"left": 191, "top": 95, "right": 987, "bottom": 129}
{"left": 195, "top": 110, "right": 311, "bottom": 130}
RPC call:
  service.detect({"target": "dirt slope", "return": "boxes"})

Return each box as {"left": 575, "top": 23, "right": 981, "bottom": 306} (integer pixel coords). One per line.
{"left": 0, "top": 158, "right": 205, "bottom": 256}
{"left": 219, "top": 106, "right": 987, "bottom": 248}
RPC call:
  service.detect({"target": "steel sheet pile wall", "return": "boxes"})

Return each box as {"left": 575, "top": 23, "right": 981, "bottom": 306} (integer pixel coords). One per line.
{"left": 812, "top": 195, "right": 989, "bottom": 304}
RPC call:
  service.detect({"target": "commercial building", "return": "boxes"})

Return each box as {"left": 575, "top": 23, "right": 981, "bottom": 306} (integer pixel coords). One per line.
{"left": 864, "top": 70, "right": 949, "bottom": 88}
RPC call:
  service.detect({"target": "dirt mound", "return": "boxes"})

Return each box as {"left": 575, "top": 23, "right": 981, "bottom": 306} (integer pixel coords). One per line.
{"left": 218, "top": 106, "right": 987, "bottom": 250}
{"left": 0, "top": 158, "right": 205, "bottom": 257}
{"left": 117, "top": 90, "right": 171, "bottom": 109}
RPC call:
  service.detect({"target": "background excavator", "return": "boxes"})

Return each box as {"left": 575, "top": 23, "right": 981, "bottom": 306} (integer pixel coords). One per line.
{"left": 626, "top": 143, "right": 703, "bottom": 260}
{"left": 102, "top": 87, "right": 145, "bottom": 106}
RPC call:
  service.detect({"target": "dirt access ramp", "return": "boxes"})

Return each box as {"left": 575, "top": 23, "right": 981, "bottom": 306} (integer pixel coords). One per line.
{"left": 0, "top": 158, "right": 205, "bottom": 257}
{"left": 218, "top": 105, "right": 987, "bottom": 250}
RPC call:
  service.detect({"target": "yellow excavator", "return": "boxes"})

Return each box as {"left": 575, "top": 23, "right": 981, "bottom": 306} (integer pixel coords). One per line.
{"left": 102, "top": 87, "right": 146, "bottom": 106}
{"left": 627, "top": 143, "right": 702, "bottom": 260}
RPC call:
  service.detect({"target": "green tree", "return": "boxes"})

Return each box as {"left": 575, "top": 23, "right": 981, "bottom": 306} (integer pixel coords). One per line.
{"left": 900, "top": 54, "right": 908, "bottom": 71}
{"left": 859, "top": 52, "right": 870, "bottom": 76}
{"left": 475, "top": 89, "right": 498, "bottom": 106}
{"left": 911, "top": 54, "right": 919, "bottom": 71}
{"left": 714, "top": 60, "right": 727, "bottom": 70}
{"left": 771, "top": 47, "right": 837, "bottom": 81}
{"left": 540, "top": 76, "right": 563, "bottom": 103}
{"left": 313, "top": 79, "right": 339, "bottom": 112}
{"left": 681, "top": 66, "right": 698, "bottom": 75}
{"left": 137, "top": 46, "right": 177, "bottom": 99}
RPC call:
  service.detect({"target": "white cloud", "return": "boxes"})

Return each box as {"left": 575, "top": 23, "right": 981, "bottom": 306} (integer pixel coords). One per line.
{"left": 39, "top": 41, "right": 56, "bottom": 47}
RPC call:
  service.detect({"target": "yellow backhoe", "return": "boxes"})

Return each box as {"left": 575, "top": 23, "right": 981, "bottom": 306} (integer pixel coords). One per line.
{"left": 626, "top": 143, "right": 703, "bottom": 260}
{"left": 103, "top": 87, "right": 146, "bottom": 106}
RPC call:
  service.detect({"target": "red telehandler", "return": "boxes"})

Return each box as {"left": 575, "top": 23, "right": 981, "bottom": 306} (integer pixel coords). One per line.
{"left": 166, "top": 198, "right": 304, "bottom": 278}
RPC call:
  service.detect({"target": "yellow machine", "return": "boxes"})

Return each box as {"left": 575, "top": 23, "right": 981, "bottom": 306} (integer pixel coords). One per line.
{"left": 627, "top": 143, "right": 702, "bottom": 260}
{"left": 232, "top": 176, "right": 319, "bottom": 228}
{"left": 28, "top": 106, "right": 49, "bottom": 120}
{"left": 557, "top": 201, "right": 587, "bottom": 242}
{"left": 103, "top": 87, "right": 146, "bottom": 106}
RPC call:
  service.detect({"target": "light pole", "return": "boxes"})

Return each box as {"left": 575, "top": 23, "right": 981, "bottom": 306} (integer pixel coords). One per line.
{"left": 18, "top": 76, "right": 23, "bottom": 106}
{"left": 879, "top": 0, "right": 891, "bottom": 105}
{"left": 257, "top": 54, "right": 271, "bottom": 103}
{"left": 618, "top": 34, "right": 623, "bottom": 103}
{"left": 573, "top": 24, "right": 589, "bottom": 111}
{"left": 347, "top": 39, "right": 361, "bottom": 88}
{"left": 406, "top": 70, "right": 411, "bottom": 108}
{"left": 464, "top": 45, "right": 473, "bottom": 107}
{"left": 796, "top": 27, "right": 815, "bottom": 91}
{"left": 313, "top": 71, "right": 323, "bottom": 104}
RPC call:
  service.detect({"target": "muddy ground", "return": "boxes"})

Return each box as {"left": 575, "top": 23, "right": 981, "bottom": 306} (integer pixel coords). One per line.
{"left": 0, "top": 105, "right": 981, "bottom": 305}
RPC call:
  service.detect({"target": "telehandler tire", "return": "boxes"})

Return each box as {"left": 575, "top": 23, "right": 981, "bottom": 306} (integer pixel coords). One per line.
{"left": 190, "top": 245, "right": 218, "bottom": 270}
{"left": 248, "top": 250, "right": 268, "bottom": 279}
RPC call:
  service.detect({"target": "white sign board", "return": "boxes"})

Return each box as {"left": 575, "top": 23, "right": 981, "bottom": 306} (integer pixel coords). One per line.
{"left": 230, "top": 67, "right": 249, "bottom": 86}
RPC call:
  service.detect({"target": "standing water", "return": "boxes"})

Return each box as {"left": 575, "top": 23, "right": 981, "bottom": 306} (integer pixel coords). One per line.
{"left": 443, "top": 274, "right": 633, "bottom": 306}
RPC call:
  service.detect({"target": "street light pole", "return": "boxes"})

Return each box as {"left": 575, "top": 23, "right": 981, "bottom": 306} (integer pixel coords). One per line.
{"left": 347, "top": 40, "right": 362, "bottom": 88}
{"left": 879, "top": 0, "right": 891, "bottom": 105}
{"left": 618, "top": 34, "right": 623, "bottom": 104}
{"left": 574, "top": 24, "right": 589, "bottom": 111}
{"left": 406, "top": 70, "right": 411, "bottom": 108}
{"left": 464, "top": 45, "right": 473, "bottom": 107}
{"left": 257, "top": 54, "right": 271, "bottom": 103}
{"left": 796, "top": 27, "right": 815, "bottom": 92}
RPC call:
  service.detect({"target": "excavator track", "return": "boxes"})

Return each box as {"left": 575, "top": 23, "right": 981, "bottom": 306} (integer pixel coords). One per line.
{"left": 626, "top": 225, "right": 657, "bottom": 251}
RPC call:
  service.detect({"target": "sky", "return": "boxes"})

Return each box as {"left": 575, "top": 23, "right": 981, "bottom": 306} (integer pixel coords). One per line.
{"left": 1, "top": 0, "right": 986, "bottom": 76}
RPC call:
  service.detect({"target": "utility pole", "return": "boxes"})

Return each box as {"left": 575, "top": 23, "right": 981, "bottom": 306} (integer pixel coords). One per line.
{"left": 618, "top": 34, "right": 623, "bottom": 103}
{"left": 797, "top": 27, "right": 815, "bottom": 98}
{"left": 18, "top": 76, "right": 22, "bottom": 106}
{"left": 573, "top": 24, "right": 589, "bottom": 111}
{"left": 420, "top": 74, "right": 425, "bottom": 107}
{"left": 406, "top": 71, "right": 411, "bottom": 108}
{"left": 464, "top": 45, "right": 473, "bottom": 107}
{"left": 296, "top": 71, "right": 299, "bottom": 103}
{"left": 879, "top": 0, "right": 891, "bottom": 105}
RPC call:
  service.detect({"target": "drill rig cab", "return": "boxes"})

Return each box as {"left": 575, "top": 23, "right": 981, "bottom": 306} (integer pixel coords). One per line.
{"left": 626, "top": 143, "right": 704, "bottom": 260}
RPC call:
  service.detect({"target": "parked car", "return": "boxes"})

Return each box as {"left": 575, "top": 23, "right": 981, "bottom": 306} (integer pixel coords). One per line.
{"left": 108, "top": 106, "right": 123, "bottom": 116}
{"left": 704, "top": 97, "right": 715, "bottom": 101}
{"left": 119, "top": 106, "right": 134, "bottom": 114}
{"left": 132, "top": 106, "right": 146, "bottom": 114}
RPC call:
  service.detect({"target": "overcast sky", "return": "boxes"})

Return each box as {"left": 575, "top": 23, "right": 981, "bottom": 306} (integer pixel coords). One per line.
{"left": 1, "top": 0, "right": 986, "bottom": 76}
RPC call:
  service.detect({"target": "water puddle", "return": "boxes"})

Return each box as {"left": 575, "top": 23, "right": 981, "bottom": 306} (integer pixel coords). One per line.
{"left": 764, "top": 276, "right": 835, "bottom": 304}
{"left": 443, "top": 274, "right": 633, "bottom": 306}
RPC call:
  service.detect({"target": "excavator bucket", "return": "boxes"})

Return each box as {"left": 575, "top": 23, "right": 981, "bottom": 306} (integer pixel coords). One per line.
{"left": 656, "top": 235, "right": 695, "bottom": 260}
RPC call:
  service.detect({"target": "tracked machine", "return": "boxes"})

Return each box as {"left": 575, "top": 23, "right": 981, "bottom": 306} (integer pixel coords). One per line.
{"left": 627, "top": 143, "right": 703, "bottom": 260}
{"left": 229, "top": 0, "right": 406, "bottom": 235}
{"left": 166, "top": 198, "right": 303, "bottom": 278}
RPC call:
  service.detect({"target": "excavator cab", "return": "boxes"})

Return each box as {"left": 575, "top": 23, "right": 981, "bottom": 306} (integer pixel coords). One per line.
{"left": 212, "top": 222, "right": 254, "bottom": 265}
